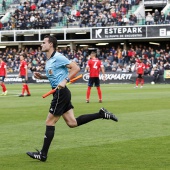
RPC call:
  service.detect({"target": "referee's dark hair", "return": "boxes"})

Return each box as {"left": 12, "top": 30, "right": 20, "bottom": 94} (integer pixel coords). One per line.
{"left": 44, "top": 35, "right": 57, "bottom": 49}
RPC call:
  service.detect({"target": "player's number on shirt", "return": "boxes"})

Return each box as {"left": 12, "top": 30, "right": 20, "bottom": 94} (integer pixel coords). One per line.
{"left": 93, "top": 62, "right": 98, "bottom": 69}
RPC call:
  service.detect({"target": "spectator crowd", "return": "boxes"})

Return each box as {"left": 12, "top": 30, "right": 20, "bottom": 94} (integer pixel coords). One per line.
{"left": 1, "top": 44, "right": 170, "bottom": 80}
{"left": 145, "top": 9, "right": 170, "bottom": 25}
{"left": 1, "top": 0, "right": 140, "bottom": 30}
{"left": 1, "top": 0, "right": 170, "bottom": 30}
{"left": 1, "top": 0, "right": 170, "bottom": 29}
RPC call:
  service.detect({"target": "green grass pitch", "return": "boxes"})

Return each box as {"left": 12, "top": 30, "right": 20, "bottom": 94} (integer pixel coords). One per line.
{"left": 0, "top": 83, "right": 170, "bottom": 170}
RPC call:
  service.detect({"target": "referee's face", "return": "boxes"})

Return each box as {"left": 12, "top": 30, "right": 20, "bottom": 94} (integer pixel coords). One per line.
{"left": 41, "top": 38, "right": 52, "bottom": 52}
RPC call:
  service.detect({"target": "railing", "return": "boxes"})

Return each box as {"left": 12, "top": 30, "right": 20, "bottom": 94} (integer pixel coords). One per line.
{"left": 0, "top": 24, "right": 170, "bottom": 44}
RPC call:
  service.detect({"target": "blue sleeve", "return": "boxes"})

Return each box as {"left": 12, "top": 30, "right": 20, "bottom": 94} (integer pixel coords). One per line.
{"left": 57, "top": 55, "right": 71, "bottom": 66}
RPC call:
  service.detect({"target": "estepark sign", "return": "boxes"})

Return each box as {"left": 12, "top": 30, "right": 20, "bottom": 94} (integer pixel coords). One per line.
{"left": 92, "top": 26, "right": 146, "bottom": 39}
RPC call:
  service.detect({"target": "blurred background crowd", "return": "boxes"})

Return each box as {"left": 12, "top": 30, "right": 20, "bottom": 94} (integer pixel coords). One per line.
{"left": 1, "top": 44, "right": 170, "bottom": 78}
{"left": 0, "top": 0, "right": 169, "bottom": 30}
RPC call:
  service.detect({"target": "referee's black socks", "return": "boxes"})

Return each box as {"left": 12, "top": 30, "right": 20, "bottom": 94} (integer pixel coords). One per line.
{"left": 76, "top": 113, "right": 101, "bottom": 126}
{"left": 41, "top": 126, "right": 55, "bottom": 156}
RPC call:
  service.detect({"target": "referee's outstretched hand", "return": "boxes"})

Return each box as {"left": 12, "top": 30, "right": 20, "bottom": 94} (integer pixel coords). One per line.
{"left": 34, "top": 72, "right": 42, "bottom": 79}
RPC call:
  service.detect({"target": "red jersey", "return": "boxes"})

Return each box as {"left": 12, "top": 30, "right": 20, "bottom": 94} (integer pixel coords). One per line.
{"left": 136, "top": 62, "right": 145, "bottom": 74}
{"left": 0, "top": 61, "right": 7, "bottom": 76}
{"left": 19, "top": 60, "right": 27, "bottom": 76}
{"left": 87, "top": 58, "right": 103, "bottom": 77}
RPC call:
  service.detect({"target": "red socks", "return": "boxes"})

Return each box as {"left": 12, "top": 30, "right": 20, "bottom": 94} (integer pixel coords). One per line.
{"left": 136, "top": 78, "right": 144, "bottom": 87}
{"left": 1, "top": 83, "right": 7, "bottom": 92}
{"left": 25, "top": 84, "right": 30, "bottom": 95}
{"left": 97, "top": 87, "right": 102, "bottom": 100}
{"left": 22, "top": 84, "right": 30, "bottom": 95}
{"left": 141, "top": 78, "right": 144, "bottom": 86}
{"left": 86, "top": 86, "right": 91, "bottom": 100}
{"left": 136, "top": 78, "right": 139, "bottom": 86}
{"left": 22, "top": 85, "right": 25, "bottom": 95}
{"left": 86, "top": 86, "right": 102, "bottom": 101}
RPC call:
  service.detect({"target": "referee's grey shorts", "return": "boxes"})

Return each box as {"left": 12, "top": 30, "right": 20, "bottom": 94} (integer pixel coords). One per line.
{"left": 49, "top": 86, "right": 74, "bottom": 116}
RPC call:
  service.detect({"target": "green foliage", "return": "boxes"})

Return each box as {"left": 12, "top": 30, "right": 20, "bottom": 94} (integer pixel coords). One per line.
{"left": 0, "top": 84, "right": 170, "bottom": 170}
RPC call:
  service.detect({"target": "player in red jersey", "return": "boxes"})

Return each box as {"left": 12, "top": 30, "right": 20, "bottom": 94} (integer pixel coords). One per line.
{"left": 85, "top": 51, "right": 106, "bottom": 103}
{"left": 134, "top": 58, "right": 145, "bottom": 88}
{"left": 18, "top": 54, "right": 31, "bottom": 97}
{"left": 0, "top": 56, "right": 8, "bottom": 95}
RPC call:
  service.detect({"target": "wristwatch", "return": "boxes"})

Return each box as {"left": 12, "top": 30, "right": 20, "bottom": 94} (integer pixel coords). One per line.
{"left": 65, "top": 77, "right": 70, "bottom": 82}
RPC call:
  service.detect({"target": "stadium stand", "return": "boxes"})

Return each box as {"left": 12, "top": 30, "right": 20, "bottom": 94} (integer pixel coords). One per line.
{"left": 0, "top": 0, "right": 141, "bottom": 29}
{"left": 0, "top": 43, "right": 170, "bottom": 83}
{"left": 1, "top": 0, "right": 170, "bottom": 29}
{"left": 0, "top": 0, "right": 169, "bottom": 83}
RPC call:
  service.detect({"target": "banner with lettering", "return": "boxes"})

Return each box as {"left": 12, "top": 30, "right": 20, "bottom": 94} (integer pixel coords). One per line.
{"left": 4, "top": 72, "right": 169, "bottom": 84}
{"left": 92, "top": 26, "right": 147, "bottom": 39}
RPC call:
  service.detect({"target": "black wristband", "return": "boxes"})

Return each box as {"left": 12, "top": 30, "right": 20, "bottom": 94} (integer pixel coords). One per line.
{"left": 65, "top": 77, "right": 70, "bottom": 82}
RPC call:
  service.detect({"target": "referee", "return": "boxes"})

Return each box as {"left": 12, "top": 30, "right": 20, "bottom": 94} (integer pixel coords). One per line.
{"left": 26, "top": 35, "right": 118, "bottom": 162}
